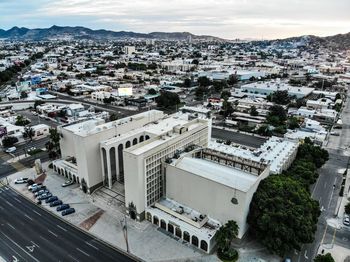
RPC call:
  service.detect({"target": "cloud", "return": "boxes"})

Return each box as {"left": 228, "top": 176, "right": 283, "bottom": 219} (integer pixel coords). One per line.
{"left": 1, "top": 0, "right": 350, "bottom": 39}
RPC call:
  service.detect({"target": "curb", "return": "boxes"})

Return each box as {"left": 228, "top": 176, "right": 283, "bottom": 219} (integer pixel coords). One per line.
{"left": 7, "top": 183, "right": 144, "bottom": 262}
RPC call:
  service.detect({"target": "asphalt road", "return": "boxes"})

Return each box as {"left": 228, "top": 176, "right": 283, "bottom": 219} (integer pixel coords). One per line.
{"left": 289, "top": 92, "right": 350, "bottom": 261}
{"left": 211, "top": 127, "right": 267, "bottom": 148}
{"left": 0, "top": 185, "right": 136, "bottom": 262}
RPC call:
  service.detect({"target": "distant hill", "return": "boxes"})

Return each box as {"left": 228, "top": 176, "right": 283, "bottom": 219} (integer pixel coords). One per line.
{"left": 0, "top": 25, "right": 224, "bottom": 41}
{"left": 266, "top": 32, "right": 350, "bottom": 50}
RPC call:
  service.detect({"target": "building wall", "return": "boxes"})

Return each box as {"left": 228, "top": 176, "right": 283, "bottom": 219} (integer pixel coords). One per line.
{"left": 165, "top": 164, "right": 270, "bottom": 238}
{"left": 123, "top": 121, "right": 209, "bottom": 220}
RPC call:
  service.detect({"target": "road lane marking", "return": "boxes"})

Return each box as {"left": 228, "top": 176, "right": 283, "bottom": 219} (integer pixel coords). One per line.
{"left": 1, "top": 232, "right": 40, "bottom": 262}
{"left": 85, "top": 241, "right": 99, "bottom": 250}
{"left": 24, "top": 214, "right": 33, "bottom": 221}
{"left": 68, "top": 254, "right": 79, "bottom": 262}
{"left": 327, "top": 177, "right": 337, "bottom": 209}
{"left": 57, "top": 225, "right": 67, "bottom": 232}
{"left": 0, "top": 237, "right": 25, "bottom": 261}
{"left": 33, "top": 210, "right": 42, "bottom": 217}
{"left": 5, "top": 200, "right": 14, "bottom": 207}
{"left": 76, "top": 248, "right": 90, "bottom": 257}
{"left": 14, "top": 198, "right": 21, "bottom": 203}
{"left": 48, "top": 230, "right": 58, "bottom": 237}
{"left": 331, "top": 228, "right": 337, "bottom": 246}
{"left": 7, "top": 223, "right": 15, "bottom": 230}
{"left": 31, "top": 241, "right": 40, "bottom": 248}
{"left": 321, "top": 223, "right": 329, "bottom": 245}
{"left": 304, "top": 250, "right": 309, "bottom": 259}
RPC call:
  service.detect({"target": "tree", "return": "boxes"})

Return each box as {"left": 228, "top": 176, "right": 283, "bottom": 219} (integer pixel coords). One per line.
{"left": 197, "top": 76, "right": 211, "bottom": 87}
{"left": 2, "top": 136, "right": 18, "bottom": 147}
{"left": 267, "top": 90, "right": 291, "bottom": 105}
{"left": 248, "top": 175, "right": 320, "bottom": 256}
{"left": 183, "top": 78, "right": 192, "bottom": 88}
{"left": 195, "top": 86, "right": 210, "bottom": 100}
{"left": 34, "top": 100, "right": 45, "bottom": 110}
{"left": 216, "top": 220, "right": 239, "bottom": 261}
{"left": 256, "top": 125, "right": 272, "bottom": 137}
{"left": 20, "top": 91, "right": 28, "bottom": 99}
{"left": 148, "top": 88, "right": 157, "bottom": 95}
{"left": 221, "top": 90, "right": 231, "bottom": 99}
{"left": 314, "top": 253, "right": 335, "bottom": 262}
{"left": 109, "top": 113, "right": 118, "bottom": 121}
{"left": 155, "top": 92, "right": 180, "bottom": 109}
{"left": 227, "top": 74, "right": 239, "bottom": 85}
{"left": 267, "top": 105, "right": 287, "bottom": 126}
{"left": 46, "top": 128, "right": 61, "bottom": 159}
{"left": 287, "top": 117, "right": 300, "bottom": 130}
{"left": 335, "top": 93, "right": 341, "bottom": 100}
{"left": 222, "top": 99, "right": 234, "bottom": 117}
{"left": 345, "top": 202, "right": 350, "bottom": 215}
{"left": 297, "top": 140, "right": 329, "bottom": 168}
{"left": 23, "top": 126, "right": 35, "bottom": 142}
{"left": 250, "top": 106, "right": 258, "bottom": 116}
{"left": 15, "top": 115, "right": 30, "bottom": 126}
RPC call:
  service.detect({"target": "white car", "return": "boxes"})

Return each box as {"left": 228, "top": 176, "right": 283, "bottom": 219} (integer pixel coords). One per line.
{"left": 5, "top": 147, "right": 16, "bottom": 153}
{"left": 344, "top": 215, "right": 350, "bottom": 226}
{"left": 28, "top": 183, "right": 40, "bottom": 191}
{"left": 14, "top": 177, "right": 29, "bottom": 184}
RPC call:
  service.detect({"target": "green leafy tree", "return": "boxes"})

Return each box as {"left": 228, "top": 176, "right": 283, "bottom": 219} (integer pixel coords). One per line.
{"left": 183, "top": 78, "right": 192, "bottom": 88}
{"left": 248, "top": 175, "right": 320, "bottom": 256}
{"left": 297, "top": 140, "right": 329, "bottom": 168}
{"left": 46, "top": 128, "right": 61, "bottom": 159}
{"left": 267, "top": 105, "right": 287, "bottom": 126}
{"left": 23, "top": 126, "right": 35, "bottom": 142}
{"left": 155, "top": 92, "right": 180, "bottom": 109}
{"left": 34, "top": 100, "right": 45, "bottom": 110}
{"left": 345, "top": 202, "right": 350, "bottom": 215}
{"left": 314, "top": 253, "right": 335, "bottom": 262}
{"left": 197, "top": 76, "right": 211, "bottom": 87}
{"left": 222, "top": 99, "right": 234, "bottom": 117}
{"left": 221, "top": 90, "right": 231, "bottom": 100}
{"left": 267, "top": 90, "right": 291, "bottom": 105}
{"left": 227, "top": 74, "right": 239, "bottom": 85}
{"left": 15, "top": 115, "right": 30, "bottom": 126}
{"left": 109, "top": 113, "right": 118, "bottom": 121}
{"left": 148, "top": 88, "right": 157, "bottom": 95}
{"left": 216, "top": 220, "right": 239, "bottom": 261}
{"left": 287, "top": 117, "right": 300, "bottom": 130}
{"left": 195, "top": 86, "right": 210, "bottom": 100}
{"left": 20, "top": 91, "right": 28, "bottom": 99}
{"left": 250, "top": 106, "right": 258, "bottom": 116}
{"left": 2, "top": 136, "right": 18, "bottom": 147}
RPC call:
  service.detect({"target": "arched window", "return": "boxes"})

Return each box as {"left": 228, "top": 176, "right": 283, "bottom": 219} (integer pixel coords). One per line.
{"left": 145, "top": 135, "right": 150, "bottom": 140}
{"left": 125, "top": 141, "right": 131, "bottom": 148}
{"left": 102, "top": 148, "right": 108, "bottom": 179}
{"left": 200, "top": 240, "right": 208, "bottom": 252}
{"left": 153, "top": 216, "right": 159, "bottom": 226}
{"left": 118, "top": 144, "right": 124, "bottom": 182}
{"left": 175, "top": 227, "right": 182, "bottom": 238}
{"left": 160, "top": 219, "right": 166, "bottom": 230}
{"left": 191, "top": 236, "right": 199, "bottom": 247}
{"left": 183, "top": 231, "right": 190, "bottom": 242}
{"left": 139, "top": 135, "right": 144, "bottom": 142}
{"left": 132, "top": 138, "right": 137, "bottom": 145}
{"left": 168, "top": 224, "right": 174, "bottom": 234}
{"left": 110, "top": 147, "right": 117, "bottom": 182}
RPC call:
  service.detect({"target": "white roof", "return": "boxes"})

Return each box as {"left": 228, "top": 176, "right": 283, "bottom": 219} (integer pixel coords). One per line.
{"left": 175, "top": 157, "right": 258, "bottom": 192}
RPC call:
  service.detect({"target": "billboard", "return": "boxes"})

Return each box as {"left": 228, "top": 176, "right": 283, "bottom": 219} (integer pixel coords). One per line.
{"left": 118, "top": 87, "right": 133, "bottom": 97}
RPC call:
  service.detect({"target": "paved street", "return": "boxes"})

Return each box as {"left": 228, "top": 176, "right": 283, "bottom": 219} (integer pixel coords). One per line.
{"left": 0, "top": 184, "right": 136, "bottom": 262}
{"left": 290, "top": 91, "right": 350, "bottom": 262}
{"left": 211, "top": 127, "right": 267, "bottom": 148}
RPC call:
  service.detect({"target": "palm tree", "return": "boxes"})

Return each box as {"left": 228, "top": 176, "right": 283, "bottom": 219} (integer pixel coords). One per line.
{"left": 23, "top": 126, "right": 35, "bottom": 142}
{"left": 216, "top": 220, "right": 239, "bottom": 250}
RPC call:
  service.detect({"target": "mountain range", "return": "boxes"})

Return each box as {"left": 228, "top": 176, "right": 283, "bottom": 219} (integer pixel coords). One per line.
{"left": 0, "top": 25, "right": 222, "bottom": 41}
{"left": 0, "top": 25, "right": 349, "bottom": 49}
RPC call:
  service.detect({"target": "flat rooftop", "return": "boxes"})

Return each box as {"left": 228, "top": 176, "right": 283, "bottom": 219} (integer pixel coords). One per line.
{"left": 174, "top": 157, "right": 258, "bottom": 192}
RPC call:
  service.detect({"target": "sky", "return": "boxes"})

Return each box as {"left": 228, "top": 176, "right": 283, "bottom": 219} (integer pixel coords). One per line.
{"left": 1, "top": 0, "right": 350, "bottom": 40}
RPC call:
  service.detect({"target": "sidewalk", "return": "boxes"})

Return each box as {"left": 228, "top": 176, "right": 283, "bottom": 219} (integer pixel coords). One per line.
{"left": 7, "top": 163, "right": 219, "bottom": 262}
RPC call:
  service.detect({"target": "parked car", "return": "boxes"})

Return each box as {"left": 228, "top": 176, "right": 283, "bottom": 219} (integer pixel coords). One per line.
{"left": 45, "top": 196, "right": 58, "bottom": 203}
{"left": 331, "top": 131, "right": 340, "bottom": 136}
{"left": 5, "top": 147, "right": 16, "bottom": 153}
{"left": 26, "top": 179, "right": 35, "bottom": 185}
{"left": 62, "top": 208, "right": 75, "bottom": 216}
{"left": 56, "top": 204, "right": 70, "bottom": 212}
{"left": 32, "top": 185, "right": 46, "bottom": 193}
{"left": 344, "top": 215, "right": 350, "bottom": 226}
{"left": 50, "top": 200, "right": 62, "bottom": 207}
{"left": 34, "top": 189, "right": 49, "bottom": 197}
{"left": 27, "top": 147, "right": 37, "bottom": 153}
{"left": 14, "top": 177, "right": 28, "bottom": 184}
{"left": 28, "top": 183, "right": 42, "bottom": 190}
{"left": 61, "top": 180, "right": 74, "bottom": 187}
{"left": 38, "top": 193, "right": 52, "bottom": 200}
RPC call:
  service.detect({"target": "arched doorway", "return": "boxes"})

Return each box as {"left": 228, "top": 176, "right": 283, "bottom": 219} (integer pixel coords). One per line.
{"left": 102, "top": 148, "right": 108, "bottom": 184}
{"left": 117, "top": 144, "right": 124, "bottom": 183}
{"left": 125, "top": 141, "right": 131, "bottom": 148}
{"left": 168, "top": 224, "right": 174, "bottom": 234}
{"left": 110, "top": 147, "right": 117, "bottom": 183}
{"left": 139, "top": 135, "right": 144, "bottom": 142}
{"left": 153, "top": 216, "right": 159, "bottom": 226}
{"left": 183, "top": 231, "right": 190, "bottom": 242}
{"left": 132, "top": 138, "right": 137, "bottom": 145}
{"left": 129, "top": 210, "right": 136, "bottom": 220}
{"left": 175, "top": 227, "right": 182, "bottom": 238}
{"left": 191, "top": 236, "right": 199, "bottom": 247}
{"left": 160, "top": 219, "right": 166, "bottom": 230}
{"left": 200, "top": 240, "right": 208, "bottom": 252}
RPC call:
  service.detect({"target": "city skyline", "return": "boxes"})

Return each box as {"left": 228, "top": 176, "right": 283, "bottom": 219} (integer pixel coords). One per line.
{"left": 1, "top": 0, "right": 350, "bottom": 40}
